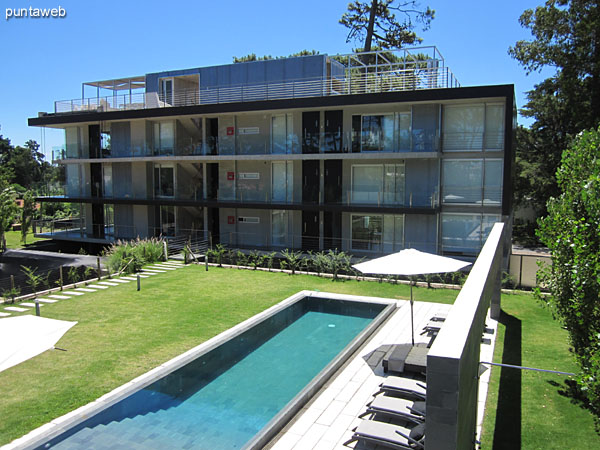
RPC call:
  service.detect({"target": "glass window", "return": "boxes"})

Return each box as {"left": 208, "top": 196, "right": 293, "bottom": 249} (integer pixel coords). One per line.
{"left": 272, "top": 210, "right": 287, "bottom": 246}
{"left": 272, "top": 161, "right": 293, "bottom": 202}
{"left": 154, "top": 164, "right": 174, "bottom": 197}
{"left": 442, "top": 160, "right": 483, "bottom": 204}
{"left": 398, "top": 113, "right": 411, "bottom": 151}
{"left": 484, "top": 159, "right": 503, "bottom": 205}
{"left": 383, "top": 164, "right": 405, "bottom": 205}
{"left": 160, "top": 205, "right": 175, "bottom": 237}
{"left": 411, "top": 104, "right": 439, "bottom": 152}
{"left": 65, "top": 127, "right": 81, "bottom": 159}
{"left": 66, "top": 164, "right": 81, "bottom": 197}
{"left": 441, "top": 214, "right": 482, "bottom": 254}
{"left": 272, "top": 115, "right": 286, "bottom": 154}
{"left": 101, "top": 130, "right": 111, "bottom": 158}
{"left": 153, "top": 121, "right": 175, "bottom": 155}
{"left": 103, "top": 164, "right": 113, "bottom": 198}
{"left": 394, "top": 215, "right": 405, "bottom": 251}
{"left": 352, "top": 165, "right": 383, "bottom": 203}
{"left": 443, "top": 105, "right": 484, "bottom": 151}
{"left": 351, "top": 215, "right": 383, "bottom": 251}
{"left": 361, "top": 115, "right": 394, "bottom": 151}
{"left": 485, "top": 104, "right": 505, "bottom": 150}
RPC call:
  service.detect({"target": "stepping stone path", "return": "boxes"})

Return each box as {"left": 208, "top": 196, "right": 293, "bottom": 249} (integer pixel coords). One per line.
{"left": 1, "top": 261, "right": 183, "bottom": 315}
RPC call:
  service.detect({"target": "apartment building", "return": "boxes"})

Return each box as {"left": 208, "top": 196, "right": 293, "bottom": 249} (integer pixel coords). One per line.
{"left": 30, "top": 47, "right": 515, "bottom": 257}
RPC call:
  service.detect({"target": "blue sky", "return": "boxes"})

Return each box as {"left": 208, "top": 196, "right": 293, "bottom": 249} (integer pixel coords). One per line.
{"left": 0, "top": 0, "right": 553, "bottom": 159}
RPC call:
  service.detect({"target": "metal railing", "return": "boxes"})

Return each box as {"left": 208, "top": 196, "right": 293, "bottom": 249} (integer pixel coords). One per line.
{"left": 54, "top": 67, "right": 461, "bottom": 114}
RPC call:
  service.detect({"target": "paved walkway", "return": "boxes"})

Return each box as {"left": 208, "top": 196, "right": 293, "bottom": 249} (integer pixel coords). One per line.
{"left": 268, "top": 300, "right": 498, "bottom": 450}
{"left": 1, "top": 261, "right": 184, "bottom": 317}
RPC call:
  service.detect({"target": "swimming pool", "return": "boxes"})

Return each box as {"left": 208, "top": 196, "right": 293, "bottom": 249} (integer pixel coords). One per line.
{"left": 21, "top": 291, "right": 394, "bottom": 449}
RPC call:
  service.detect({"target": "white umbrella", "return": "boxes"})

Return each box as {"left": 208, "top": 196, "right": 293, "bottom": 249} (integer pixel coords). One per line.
{"left": 353, "top": 249, "right": 471, "bottom": 345}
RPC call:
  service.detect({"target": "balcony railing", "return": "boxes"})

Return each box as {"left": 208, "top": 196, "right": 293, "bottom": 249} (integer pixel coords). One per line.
{"left": 54, "top": 67, "right": 461, "bottom": 114}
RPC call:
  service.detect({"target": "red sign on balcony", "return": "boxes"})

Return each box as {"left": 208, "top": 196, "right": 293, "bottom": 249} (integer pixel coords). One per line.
{"left": 227, "top": 216, "right": 235, "bottom": 225}
{"left": 226, "top": 127, "right": 234, "bottom": 136}
{"left": 227, "top": 171, "right": 235, "bottom": 181}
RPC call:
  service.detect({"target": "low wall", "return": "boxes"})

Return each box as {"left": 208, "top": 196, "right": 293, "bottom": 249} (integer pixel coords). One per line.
{"left": 508, "top": 252, "right": 551, "bottom": 288}
{"left": 426, "top": 222, "right": 504, "bottom": 450}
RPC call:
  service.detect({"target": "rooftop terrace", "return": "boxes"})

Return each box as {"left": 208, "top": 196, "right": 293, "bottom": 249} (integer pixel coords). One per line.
{"left": 50, "top": 47, "right": 460, "bottom": 115}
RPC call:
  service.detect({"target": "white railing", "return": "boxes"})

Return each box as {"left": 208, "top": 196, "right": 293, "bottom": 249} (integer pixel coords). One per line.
{"left": 54, "top": 67, "right": 461, "bottom": 114}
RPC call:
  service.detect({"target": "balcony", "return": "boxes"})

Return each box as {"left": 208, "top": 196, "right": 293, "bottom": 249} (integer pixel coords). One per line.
{"left": 53, "top": 67, "right": 460, "bottom": 115}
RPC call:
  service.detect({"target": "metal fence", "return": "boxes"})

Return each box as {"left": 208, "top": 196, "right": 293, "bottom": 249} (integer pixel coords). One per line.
{"left": 54, "top": 67, "right": 461, "bottom": 114}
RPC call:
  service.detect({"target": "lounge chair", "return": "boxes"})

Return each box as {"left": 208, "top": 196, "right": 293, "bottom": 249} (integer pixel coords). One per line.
{"left": 430, "top": 311, "right": 448, "bottom": 322}
{"left": 360, "top": 395, "right": 425, "bottom": 422}
{"left": 344, "top": 420, "right": 425, "bottom": 449}
{"left": 376, "top": 376, "right": 426, "bottom": 400}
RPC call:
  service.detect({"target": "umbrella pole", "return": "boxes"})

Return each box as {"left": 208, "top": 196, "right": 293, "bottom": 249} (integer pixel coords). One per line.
{"left": 410, "top": 278, "right": 415, "bottom": 346}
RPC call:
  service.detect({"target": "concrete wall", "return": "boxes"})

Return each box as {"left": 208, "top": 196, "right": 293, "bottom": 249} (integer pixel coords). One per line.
{"left": 508, "top": 253, "right": 551, "bottom": 288}
{"left": 426, "top": 223, "right": 504, "bottom": 450}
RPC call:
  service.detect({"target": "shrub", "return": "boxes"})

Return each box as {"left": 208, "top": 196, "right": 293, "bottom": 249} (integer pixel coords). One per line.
{"left": 104, "top": 238, "right": 165, "bottom": 275}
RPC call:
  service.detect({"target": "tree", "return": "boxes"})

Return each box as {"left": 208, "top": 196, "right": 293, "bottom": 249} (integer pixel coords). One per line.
{"left": 510, "top": 1, "right": 600, "bottom": 225}
{"left": 233, "top": 50, "right": 319, "bottom": 63}
{"left": 339, "top": 1, "right": 434, "bottom": 52}
{"left": 0, "top": 180, "right": 18, "bottom": 252}
{"left": 536, "top": 126, "right": 600, "bottom": 431}
{"left": 21, "top": 190, "right": 36, "bottom": 244}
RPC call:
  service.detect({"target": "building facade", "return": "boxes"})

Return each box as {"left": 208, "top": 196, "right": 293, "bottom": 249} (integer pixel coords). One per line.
{"left": 30, "top": 48, "right": 515, "bottom": 258}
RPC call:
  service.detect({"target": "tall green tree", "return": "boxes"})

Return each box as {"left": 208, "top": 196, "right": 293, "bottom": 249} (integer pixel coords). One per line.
{"left": 339, "top": 1, "right": 434, "bottom": 51}
{"left": 21, "top": 191, "right": 36, "bottom": 244}
{"left": 510, "top": 0, "right": 600, "bottom": 221}
{"left": 0, "top": 180, "right": 18, "bottom": 252}
{"left": 536, "top": 127, "right": 600, "bottom": 431}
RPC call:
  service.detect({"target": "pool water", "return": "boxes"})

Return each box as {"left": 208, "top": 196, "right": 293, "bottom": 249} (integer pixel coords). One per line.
{"left": 46, "top": 310, "right": 373, "bottom": 449}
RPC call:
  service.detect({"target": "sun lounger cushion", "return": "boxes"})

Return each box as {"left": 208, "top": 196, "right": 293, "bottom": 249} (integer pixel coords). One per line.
{"left": 379, "top": 376, "right": 426, "bottom": 399}
{"left": 368, "top": 395, "right": 426, "bottom": 419}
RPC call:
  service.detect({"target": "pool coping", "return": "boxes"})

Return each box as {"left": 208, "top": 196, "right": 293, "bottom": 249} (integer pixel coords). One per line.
{"left": 3, "top": 290, "right": 396, "bottom": 450}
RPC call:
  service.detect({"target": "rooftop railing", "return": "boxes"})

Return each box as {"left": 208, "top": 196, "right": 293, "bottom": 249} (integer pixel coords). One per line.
{"left": 54, "top": 66, "right": 461, "bottom": 114}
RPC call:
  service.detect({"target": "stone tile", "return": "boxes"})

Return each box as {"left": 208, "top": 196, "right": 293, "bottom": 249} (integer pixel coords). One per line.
{"left": 37, "top": 298, "right": 58, "bottom": 303}
{"left": 141, "top": 269, "right": 165, "bottom": 273}
{"left": 88, "top": 285, "right": 109, "bottom": 289}
{"left": 316, "top": 400, "right": 347, "bottom": 426}
{"left": 110, "top": 279, "right": 130, "bottom": 283}
{"left": 0, "top": 312, "right": 11, "bottom": 317}
{"left": 75, "top": 288, "right": 97, "bottom": 293}
{"left": 269, "top": 432, "right": 302, "bottom": 450}
{"left": 292, "top": 423, "right": 328, "bottom": 449}
{"left": 119, "top": 277, "right": 138, "bottom": 281}
{"left": 20, "top": 302, "right": 43, "bottom": 307}
{"left": 4, "top": 306, "right": 27, "bottom": 312}
{"left": 139, "top": 272, "right": 157, "bottom": 276}
{"left": 147, "top": 266, "right": 176, "bottom": 270}
{"left": 61, "top": 291, "right": 84, "bottom": 296}
{"left": 97, "top": 281, "right": 119, "bottom": 286}
{"left": 48, "top": 295, "right": 71, "bottom": 299}
{"left": 287, "top": 408, "right": 323, "bottom": 435}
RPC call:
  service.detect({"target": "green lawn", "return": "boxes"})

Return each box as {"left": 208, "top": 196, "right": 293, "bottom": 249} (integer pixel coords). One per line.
{"left": 3, "top": 230, "right": 48, "bottom": 249}
{"left": 0, "top": 265, "right": 596, "bottom": 447}
{"left": 0, "top": 265, "right": 456, "bottom": 445}
{"left": 481, "top": 291, "right": 598, "bottom": 448}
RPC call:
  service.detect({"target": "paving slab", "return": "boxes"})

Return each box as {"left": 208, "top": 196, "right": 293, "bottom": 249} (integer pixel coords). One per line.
{"left": 37, "top": 298, "right": 58, "bottom": 303}
{"left": 135, "top": 274, "right": 150, "bottom": 278}
{"left": 20, "top": 302, "right": 43, "bottom": 307}
{"left": 75, "top": 288, "right": 97, "bottom": 293}
{"left": 89, "top": 285, "right": 109, "bottom": 289}
{"left": 61, "top": 291, "right": 84, "bottom": 296}
{"left": 147, "top": 266, "right": 176, "bottom": 271}
{"left": 0, "top": 312, "right": 11, "bottom": 317}
{"left": 97, "top": 281, "right": 119, "bottom": 286}
{"left": 141, "top": 269, "right": 166, "bottom": 273}
{"left": 109, "top": 279, "right": 130, "bottom": 283}
{"left": 139, "top": 272, "right": 157, "bottom": 276}
{"left": 119, "top": 277, "right": 138, "bottom": 281}
{"left": 4, "top": 306, "right": 28, "bottom": 312}
{"left": 48, "top": 295, "right": 71, "bottom": 300}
